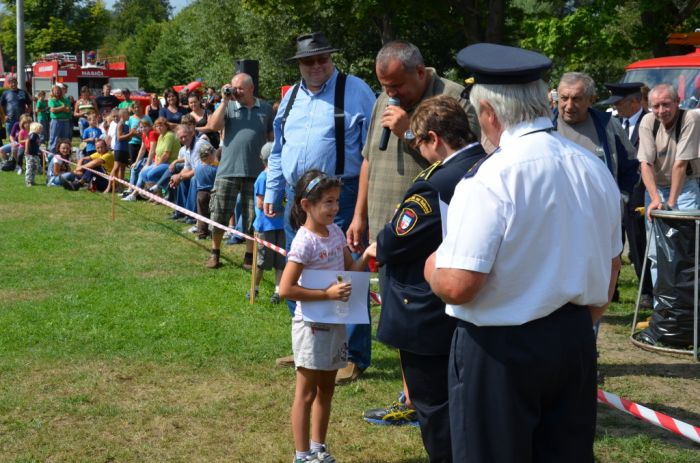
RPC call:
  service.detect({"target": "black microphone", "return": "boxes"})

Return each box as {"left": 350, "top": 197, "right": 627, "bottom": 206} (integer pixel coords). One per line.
{"left": 378, "top": 97, "right": 400, "bottom": 151}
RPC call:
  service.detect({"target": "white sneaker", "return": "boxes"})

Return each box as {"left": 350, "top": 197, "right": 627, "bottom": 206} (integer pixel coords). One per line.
{"left": 15, "top": 166, "right": 22, "bottom": 175}
{"left": 121, "top": 193, "right": 137, "bottom": 201}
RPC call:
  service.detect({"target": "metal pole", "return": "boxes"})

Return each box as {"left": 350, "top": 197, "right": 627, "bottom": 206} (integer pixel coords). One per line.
{"left": 694, "top": 220, "right": 699, "bottom": 362}
{"left": 16, "top": 0, "right": 25, "bottom": 91}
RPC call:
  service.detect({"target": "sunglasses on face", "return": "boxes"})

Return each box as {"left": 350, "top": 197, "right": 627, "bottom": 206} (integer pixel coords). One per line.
{"left": 299, "top": 55, "right": 330, "bottom": 66}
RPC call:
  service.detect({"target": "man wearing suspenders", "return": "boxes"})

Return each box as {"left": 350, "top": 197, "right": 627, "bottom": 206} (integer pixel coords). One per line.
{"left": 264, "top": 32, "right": 376, "bottom": 384}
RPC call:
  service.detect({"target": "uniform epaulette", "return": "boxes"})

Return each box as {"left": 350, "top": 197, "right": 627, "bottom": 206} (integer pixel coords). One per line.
{"left": 414, "top": 160, "right": 442, "bottom": 182}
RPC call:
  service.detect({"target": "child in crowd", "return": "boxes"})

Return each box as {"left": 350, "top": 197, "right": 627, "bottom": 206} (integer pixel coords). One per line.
{"left": 35, "top": 90, "right": 49, "bottom": 140}
{"left": 47, "top": 140, "right": 72, "bottom": 186}
{"left": 81, "top": 113, "right": 102, "bottom": 156}
{"left": 106, "top": 108, "right": 119, "bottom": 151}
{"left": 249, "top": 142, "right": 285, "bottom": 303}
{"left": 106, "top": 108, "right": 133, "bottom": 193}
{"left": 24, "top": 122, "right": 43, "bottom": 186}
{"left": 194, "top": 142, "right": 218, "bottom": 240}
{"left": 279, "top": 170, "right": 373, "bottom": 463}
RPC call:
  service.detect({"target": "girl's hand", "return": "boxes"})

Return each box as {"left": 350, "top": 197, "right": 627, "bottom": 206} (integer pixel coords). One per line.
{"left": 325, "top": 281, "right": 351, "bottom": 301}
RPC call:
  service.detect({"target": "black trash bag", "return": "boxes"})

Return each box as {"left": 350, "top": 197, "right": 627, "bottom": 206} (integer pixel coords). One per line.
{"left": 641, "top": 216, "right": 699, "bottom": 347}
{"left": 0, "top": 158, "right": 16, "bottom": 171}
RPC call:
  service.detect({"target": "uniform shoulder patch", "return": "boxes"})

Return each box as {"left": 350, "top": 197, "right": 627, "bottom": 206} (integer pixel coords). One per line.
{"left": 395, "top": 208, "right": 418, "bottom": 236}
{"left": 413, "top": 160, "right": 442, "bottom": 182}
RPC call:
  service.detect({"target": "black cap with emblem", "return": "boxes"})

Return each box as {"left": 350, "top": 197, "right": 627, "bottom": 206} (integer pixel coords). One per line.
{"left": 455, "top": 43, "right": 552, "bottom": 85}
{"left": 598, "top": 82, "right": 644, "bottom": 105}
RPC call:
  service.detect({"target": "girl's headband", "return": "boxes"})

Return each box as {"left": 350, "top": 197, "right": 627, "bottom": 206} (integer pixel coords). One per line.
{"left": 304, "top": 173, "right": 328, "bottom": 197}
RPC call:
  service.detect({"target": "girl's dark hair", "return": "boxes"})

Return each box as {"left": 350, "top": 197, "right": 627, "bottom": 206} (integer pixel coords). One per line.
{"left": 290, "top": 169, "right": 342, "bottom": 230}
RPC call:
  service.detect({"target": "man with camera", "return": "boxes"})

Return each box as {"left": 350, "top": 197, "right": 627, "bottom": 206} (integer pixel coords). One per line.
{"left": 205, "top": 72, "right": 273, "bottom": 269}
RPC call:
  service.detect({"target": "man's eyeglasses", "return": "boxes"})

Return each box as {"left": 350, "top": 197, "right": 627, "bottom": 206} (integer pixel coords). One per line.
{"left": 299, "top": 55, "right": 330, "bottom": 66}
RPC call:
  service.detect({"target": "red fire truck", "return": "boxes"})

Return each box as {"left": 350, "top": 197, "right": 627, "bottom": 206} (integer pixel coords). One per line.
{"left": 31, "top": 51, "right": 139, "bottom": 101}
{"left": 621, "top": 32, "right": 700, "bottom": 109}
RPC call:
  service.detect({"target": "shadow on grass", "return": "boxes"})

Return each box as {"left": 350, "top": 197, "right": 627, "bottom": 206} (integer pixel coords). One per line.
{"left": 360, "top": 354, "right": 404, "bottom": 382}
{"left": 596, "top": 403, "right": 700, "bottom": 450}
{"left": 600, "top": 362, "right": 700, "bottom": 380}
{"left": 604, "top": 311, "right": 653, "bottom": 327}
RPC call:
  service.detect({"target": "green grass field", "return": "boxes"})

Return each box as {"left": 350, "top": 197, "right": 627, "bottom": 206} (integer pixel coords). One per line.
{"left": 0, "top": 172, "right": 698, "bottom": 462}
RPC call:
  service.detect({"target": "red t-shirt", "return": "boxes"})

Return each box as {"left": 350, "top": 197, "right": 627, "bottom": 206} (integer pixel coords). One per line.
{"left": 141, "top": 129, "right": 159, "bottom": 151}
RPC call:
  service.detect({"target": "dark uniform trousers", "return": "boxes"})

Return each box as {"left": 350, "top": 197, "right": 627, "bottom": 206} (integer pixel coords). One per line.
{"left": 376, "top": 144, "right": 487, "bottom": 463}
{"left": 449, "top": 304, "right": 597, "bottom": 463}
{"left": 623, "top": 181, "right": 653, "bottom": 295}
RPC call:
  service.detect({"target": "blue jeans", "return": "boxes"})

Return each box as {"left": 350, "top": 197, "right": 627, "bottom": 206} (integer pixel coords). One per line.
{"left": 283, "top": 176, "right": 371, "bottom": 371}
{"left": 129, "top": 158, "right": 147, "bottom": 186}
{"left": 142, "top": 163, "right": 170, "bottom": 185}
{"left": 49, "top": 119, "right": 72, "bottom": 154}
{"left": 175, "top": 177, "right": 197, "bottom": 213}
{"left": 645, "top": 179, "right": 700, "bottom": 287}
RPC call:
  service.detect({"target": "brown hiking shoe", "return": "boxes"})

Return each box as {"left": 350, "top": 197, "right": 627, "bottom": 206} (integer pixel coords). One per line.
{"left": 275, "top": 355, "right": 295, "bottom": 368}
{"left": 336, "top": 361, "right": 363, "bottom": 385}
{"left": 205, "top": 253, "right": 220, "bottom": 269}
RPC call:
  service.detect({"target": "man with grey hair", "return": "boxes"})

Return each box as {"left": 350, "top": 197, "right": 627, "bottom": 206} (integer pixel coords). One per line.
{"left": 205, "top": 72, "right": 273, "bottom": 269}
{"left": 556, "top": 72, "right": 638, "bottom": 201}
{"left": 636, "top": 83, "right": 700, "bottom": 330}
{"left": 425, "top": 43, "right": 621, "bottom": 462}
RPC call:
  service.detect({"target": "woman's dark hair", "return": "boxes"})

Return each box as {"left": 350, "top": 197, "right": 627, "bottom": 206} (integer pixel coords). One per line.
{"left": 163, "top": 88, "right": 178, "bottom": 101}
{"left": 290, "top": 169, "right": 342, "bottom": 230}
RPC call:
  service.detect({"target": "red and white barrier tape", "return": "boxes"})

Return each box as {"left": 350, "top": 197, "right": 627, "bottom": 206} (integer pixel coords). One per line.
{"left": 50, "top": 152, "right": 288, "bottom": 256}
{"left": 597, "top": 389, "right": 700, "bottom": 444}
{"left": 51, "top": 150, "right": 383, "bottom": 301}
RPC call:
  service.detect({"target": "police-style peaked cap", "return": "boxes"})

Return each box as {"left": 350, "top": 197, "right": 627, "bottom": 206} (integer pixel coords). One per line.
{"left": 598, "top": 82, "right": 644, "bottom": 105}
{"left": 456, "top": 43, "right": 552, "bottom": 84}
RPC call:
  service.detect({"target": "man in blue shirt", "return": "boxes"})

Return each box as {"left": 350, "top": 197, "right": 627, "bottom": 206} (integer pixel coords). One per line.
{"left": 0, "top": 75, "right": 30, "bottom": 140}
{"left": 264, "top": 32, "right": 376, "bottom": 384}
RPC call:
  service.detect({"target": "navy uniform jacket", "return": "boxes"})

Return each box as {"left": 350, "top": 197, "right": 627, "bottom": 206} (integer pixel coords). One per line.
{"left": 375, "top": 143, "right": 486, "bottom": 355}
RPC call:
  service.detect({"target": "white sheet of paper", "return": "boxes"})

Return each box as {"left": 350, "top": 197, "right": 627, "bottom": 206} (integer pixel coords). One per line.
{"left": 439, "top": 195, "right": 449, "bottom": 238}
{"left": 300, "top": 269, "right": 370, "bottom": 324}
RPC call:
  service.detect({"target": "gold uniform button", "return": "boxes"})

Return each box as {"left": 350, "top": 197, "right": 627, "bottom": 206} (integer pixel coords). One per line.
{"left": 403, "top": 298, "right": 409, "bottom": 304}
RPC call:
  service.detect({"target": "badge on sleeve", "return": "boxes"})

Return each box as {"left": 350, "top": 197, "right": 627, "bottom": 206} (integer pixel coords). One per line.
{"left": 395, "top": 208, "right": 418, "bottom": 236}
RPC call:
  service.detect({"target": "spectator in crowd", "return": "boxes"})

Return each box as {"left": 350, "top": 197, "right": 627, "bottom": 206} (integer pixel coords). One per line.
{"left": 0, "top": 114, "right": 31, "bottom": 175}
{"left": 166, "top": 123, "right": 207, "bottom": 216}
{"left": 194, "top": 141, "right": 218, "bottom": 240}
{"left": 205, "top": 72, "right": 273, "bottom": 270}
{"left": 204, "top": 86, "right": 219, "bottom": 112}
{"left": 147, "top": 93, "right": 161, "bottom": 123}
{"left": 555, "top": 72, "right": 639, "bottom": 304}
{"left": 349, "top": 39, "right": 482, "bottom": 418}
{"left": 123, "top": 117, "right": 159, "bottom": 197}
{"left": 189, "top": 93, "right": 219, "bottom": 148}
{"left": 600, "top": 82, "right": 653, "bottom": 308}
{"left": 123, "top": 117, "right": 180, "bottom": 201}
{"left": 24, "top": 121, "right": 43, "bottom": 187}
{"left": 35, "top": 90, "right": 49, "bottom": 139}
{"left": 73, "top": 86, "right": 98, "bottom": 137}
{"left": 95, "top": 84, "right": 119, "bottom": 119}
{"left": 0, "top": 75, "right": 30, "bottom": 139}
{"left": 81, "top": 113, "right": 103, "bottom": 156}
{"left": 426, "top": 42, "right": 621, "bottom": 462}
{"left": 48, "top": 84, "right": 73, "bottom": 154}
{"left": 106, "top": 108, "right": 133, "bottom": 194}
{"left": 249, "top": 141, "right": 285, "bottom": 303}
{"left": 370, "top": 95, "right": 486, "bottom": 461}
{"left": 263, "top": 32, "right": 375, "bottom": 384}
{"left": 60, "top": 138, "right": 115, "bottom": 192}
{"left": 118, "top": 88, "right": 136, "bottom": 112}
{"left": 46, "top": 140, "right": 72, "bottom": 186}
{"left": 127, "top": 102, "right": 148, "bottom": 164}
{"left": 637, "top": 83, "right": 700, "bottom": 326}
{"left": 160, "top": 88, "right": 189, "bottom": 130}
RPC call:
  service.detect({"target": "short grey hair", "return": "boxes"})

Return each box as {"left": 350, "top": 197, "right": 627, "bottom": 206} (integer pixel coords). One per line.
{"left": 469, "top": 80, "right": 551, "bottom": 130}
{"left": 376, "top": 40, "right": 424, "bottom": 73}
{"left": 233, "top": 72, "right": 254, "bottom": 88}
{"left": 176, "top": 123, "right": 195, "bottom": 134}
{"left": 649, "top": 83, "right": 678, "bottom": 102}
{"left": 558, "top": 72, "right": 596, "bottom": 97}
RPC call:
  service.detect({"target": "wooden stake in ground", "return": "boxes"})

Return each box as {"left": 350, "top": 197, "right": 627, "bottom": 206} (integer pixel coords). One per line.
{"left": 111, "top": 178, "right": 116, "bottom": 221}
{"left": 249, "top": 239, "right": 258, "bottom": 304}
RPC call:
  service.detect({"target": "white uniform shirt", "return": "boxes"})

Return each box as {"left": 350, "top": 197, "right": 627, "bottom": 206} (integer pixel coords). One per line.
{"left": 436, "top": 117, "right": 622, "bottom": 326}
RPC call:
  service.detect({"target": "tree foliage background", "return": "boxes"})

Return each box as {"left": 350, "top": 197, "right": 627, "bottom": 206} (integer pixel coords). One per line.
{"left": 0, "top": 0, "right": 699, "bottom": 98}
